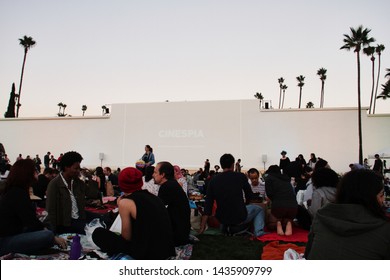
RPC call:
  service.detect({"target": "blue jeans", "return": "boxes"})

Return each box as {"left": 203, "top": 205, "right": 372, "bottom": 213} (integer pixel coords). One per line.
{"left": 243, "top": 204, "right": 265, "bottom": 237}
{"left": 0, "top": 230, "right": 54, "bottom": 256}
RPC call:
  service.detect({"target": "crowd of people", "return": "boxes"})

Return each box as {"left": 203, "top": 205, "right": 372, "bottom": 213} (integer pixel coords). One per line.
{"left": 0, "top": 143, "right": 389, "bottom": 260}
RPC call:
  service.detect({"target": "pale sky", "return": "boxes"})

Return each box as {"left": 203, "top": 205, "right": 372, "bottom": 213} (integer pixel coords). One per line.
{"left": 1, "top": 0, "right": 390, "bottom": 117}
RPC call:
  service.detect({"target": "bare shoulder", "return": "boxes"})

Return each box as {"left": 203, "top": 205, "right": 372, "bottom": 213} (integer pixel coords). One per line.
{"left": 118, "top": 198, "right": 137, "bottom": 218}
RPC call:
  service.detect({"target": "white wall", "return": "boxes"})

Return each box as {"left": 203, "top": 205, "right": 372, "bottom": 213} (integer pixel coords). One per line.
{"left": 1, "top": 99, "right": 389, "bottom": 173}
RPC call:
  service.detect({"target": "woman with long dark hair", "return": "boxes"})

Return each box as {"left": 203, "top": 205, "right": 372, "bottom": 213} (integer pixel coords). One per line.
{"left": 305, "top": 169, "right": 390, "bottom": 259}
{"left": 0, "top": 159, "right": 67, "bottom": 256}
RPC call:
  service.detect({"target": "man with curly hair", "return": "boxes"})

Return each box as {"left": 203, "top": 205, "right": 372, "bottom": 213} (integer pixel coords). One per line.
{"left": 46, "top": 151, "right": 86, "bottom": 234}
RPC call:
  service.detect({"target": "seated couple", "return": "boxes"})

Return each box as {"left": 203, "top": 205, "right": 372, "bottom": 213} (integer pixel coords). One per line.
{"left": 199, "top": 154, "right": 266, "bottom": 237}
{"left": 92, "top": 162, "right": 191, "bottom": 260}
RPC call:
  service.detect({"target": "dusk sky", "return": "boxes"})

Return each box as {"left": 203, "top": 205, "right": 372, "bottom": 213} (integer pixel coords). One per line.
{"left": 1, "top": 0, "right": 389, "bottom": 117}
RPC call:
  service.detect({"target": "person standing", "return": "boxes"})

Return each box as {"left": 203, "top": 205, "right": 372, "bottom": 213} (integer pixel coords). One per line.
{"left": 46, "top": 151, "right": 86, "bottom": 234}
{"left": 373, "top": 154, "right": 383, "bottom": 176}
{"left": 235, "top": 159, "right": 242, "bottom": 173}
{"left": 34, "top": 154, "right": 42, "bottom": 173}
{"left": 154, "top": 161, "right": 190, "bottom": 246}
{"left": 279, "top": 151, "right": 290, "bottom": 174}
{"left": 204, "top": 159, "right": 210, "bottom": 177}
{"left": 44, "top": 152, "right": 51, "bottom": 169}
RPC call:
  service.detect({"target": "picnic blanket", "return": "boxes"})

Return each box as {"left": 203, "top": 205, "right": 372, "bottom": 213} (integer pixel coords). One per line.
{"left": 261, "top": 241, "right": 306, "bottom": 260}
{"left": 256, "top": 227, "right": 308, "bottom": 243}
{"left": 0, "top": 234, "right": 197, "bottom": 260}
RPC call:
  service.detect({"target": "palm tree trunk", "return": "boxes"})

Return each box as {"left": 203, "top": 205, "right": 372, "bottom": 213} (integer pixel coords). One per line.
{"left": 282, "top": 90, "right": 285, "bottom": 109}
{"left": 320, "top": 82, "right": 324, "bottom": 108}
{"left": 368, "top": 58, "right": 375, "bottom": 114}
{"left": 298, "top": 88, "right": 302, "bottom": 108}
{"left": 373, "top": 54, "right": 381, "bottom": 114}
{"left": 357, "top": 51, "right": 363, "bottom": 165}
{"left": 16, "top": 50, "right": 28, "bottom": 118}
{"left": 278, "top": 89, "right": 282, "bottom": 109}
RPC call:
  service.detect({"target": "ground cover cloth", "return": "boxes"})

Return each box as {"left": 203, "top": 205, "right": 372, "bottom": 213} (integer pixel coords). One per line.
{"left": 0, "top": 234, "right": 195, "bottom": 260}
{"left": 256, "top": 227, "right": 308, "bottom": 243}
{"left": 261, "top": 241, "right": 306, "bottom": 260}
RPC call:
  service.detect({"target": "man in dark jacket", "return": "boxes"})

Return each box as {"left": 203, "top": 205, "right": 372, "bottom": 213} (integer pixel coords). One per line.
{"left": 154, "top": 161, "right": 190, "bottom": 246}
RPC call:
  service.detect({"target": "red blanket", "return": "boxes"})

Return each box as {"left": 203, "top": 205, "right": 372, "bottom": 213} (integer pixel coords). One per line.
{"left": 261, "top": 241, "right": 306, "bottom": 260}
{"left": 256, "top": 227, "right": 308, "bottom": 243}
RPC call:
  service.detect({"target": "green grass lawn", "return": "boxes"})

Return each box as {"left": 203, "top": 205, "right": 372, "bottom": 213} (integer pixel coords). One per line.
{"left": 190, "top": 234, "right": 265, "bottom": 260}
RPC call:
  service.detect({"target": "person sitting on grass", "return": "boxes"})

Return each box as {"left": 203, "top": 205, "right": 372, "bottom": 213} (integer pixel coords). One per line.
{"left": 0, "top": 159, "right": 67, "bottom": 256}
{"left": 305, "top": 169, "right": 390, "bottom": 259}
{"left": 92, "top": 167, "right": 175, "bottom": 259}
{"left": 199, "top": 153, "right": 266, "bottom": 237}
{"left": 154, "top": 161, "right": 191, "bottom": 246}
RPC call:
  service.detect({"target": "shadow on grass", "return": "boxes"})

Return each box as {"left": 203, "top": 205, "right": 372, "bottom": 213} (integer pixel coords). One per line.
{"left": 190, "top": 234, "right": 264, "bottom": 260}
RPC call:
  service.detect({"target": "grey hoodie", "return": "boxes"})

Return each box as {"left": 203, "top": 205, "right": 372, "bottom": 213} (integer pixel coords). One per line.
{"left": 308, "top": 186, "right": 336, "bottom": 217}
{"left": 306, "top": 203, "right": 390, "bottom": 259}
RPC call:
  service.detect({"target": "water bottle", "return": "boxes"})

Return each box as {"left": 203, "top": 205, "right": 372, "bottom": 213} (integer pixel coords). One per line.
{"left": 69, "top": 234, "right": 82, "bottom": 260}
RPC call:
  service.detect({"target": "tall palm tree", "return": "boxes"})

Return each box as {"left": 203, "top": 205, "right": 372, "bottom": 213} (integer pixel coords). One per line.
{"left": 281, "top": 84, "right": 288, "bottom": 109}
{"left": 62, "top": 104, "right": 67, "bottom": 115}
{"left": 296, "top": 75, "right": 305, "bottom": 108}
{"left": 373, "top": 44, "right": 385, "bottom": 114}
{"left": 363, "top": 46, "right": 376, "bottom": 114}
{"left": 317, "top": 67, "right": 327, "bottom": 108}
{"left": 16, "top": 35, "right": 36, "bottom": 118}
{"left": 340, "top": 25, "right": 375, "bottom": 164}
{"left": 278, "top": 77, "right": 284, "bottom": 109}
{"left": 82, "top": 105, "right": 87, "bottom": 116}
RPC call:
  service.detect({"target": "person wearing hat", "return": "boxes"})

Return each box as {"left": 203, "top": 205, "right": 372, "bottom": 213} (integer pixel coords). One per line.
{"left": 92, "top": 167, "right": 175, "bottom": 259}
{"left": 279, "top": 150, "right": 290, "bottom": 174}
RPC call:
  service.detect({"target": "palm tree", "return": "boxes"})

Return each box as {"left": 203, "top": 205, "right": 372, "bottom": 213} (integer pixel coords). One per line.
{"left": 373, "top": 44, "right": 385, "bottom": 114}
{"left": 340, "top": 25, "right": 375, "bottom": 164}
{"left": 306, "top": 101, "right": 314, "bottom": 108}
{"left": 281, "top": 84, "right": 288, "bottom": 109}
{"left": 278, "top": 77, "right": 284, "bottom": 109}
{"left": 57, "top": 102, "right": 64, "bottom": 115}
{"left": 363, "top": 46, "right": 376, "bottom": 114}
{"left": 57, "top": 102, "right": 67, "bottom": 117}
{"left": 377, "top": 68, "right": 390, "bottom": 100}
{"left": 16, "top": 35, "right": 36, "bottom": 118}
{"left": 377, "top": 81, "right": 390, "bottom": 100}
{"left": 296, "top": 75, "right": 305, "bottom": 108}
{"left": 62, "top": 104, "right": 67, "bottom": 115}
{"left": 82, "top": 105, "right": 87, "bottom": 116}
{"left": 254, "top": 92, "right": 264, "bottom": 108}
{"left": 317, "top": 67, "right": 327, "bottom": 108}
